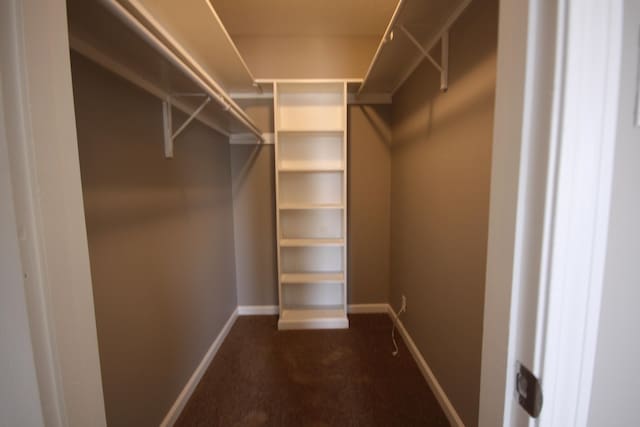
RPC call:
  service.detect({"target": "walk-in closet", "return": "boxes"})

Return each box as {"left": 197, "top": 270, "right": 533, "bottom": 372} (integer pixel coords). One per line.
{"left": 66, "top": 0, "right": 498, "bottom": 425}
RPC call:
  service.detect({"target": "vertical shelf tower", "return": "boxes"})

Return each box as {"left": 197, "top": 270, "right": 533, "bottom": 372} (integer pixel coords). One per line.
{"left": 274, "top": 81, "right": 349, "bottom": 330}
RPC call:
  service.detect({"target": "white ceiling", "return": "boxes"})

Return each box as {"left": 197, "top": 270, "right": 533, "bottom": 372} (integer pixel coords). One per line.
{"left": 209, "top": 0, "right": 399, "bottom": 37}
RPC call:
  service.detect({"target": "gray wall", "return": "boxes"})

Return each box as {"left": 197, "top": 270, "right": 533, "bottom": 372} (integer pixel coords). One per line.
{"left": 230, "top": 100, "right": 278, "bottom": 306}
{"left": 389, "top": 1, "right": 499, "bottom": 425}
{"left": 231, "top": 143, "right": 278, "bottom": 306}
{"left": 588, "top": 1, "right": 640, "bottom": 424}
{"left": 71, "top": 52, "right": 238, "bottom": 427}
{"left": 231, "top": 101, "right": 392, "bottom": 306}
{"left": 348, "top": 105, "right": 392, "bottom": 304}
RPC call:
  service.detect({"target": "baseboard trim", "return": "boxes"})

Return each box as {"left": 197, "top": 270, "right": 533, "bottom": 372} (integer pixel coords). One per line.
{"left": 160, "top": 308, "right": 239, "bottom": 427}
{"left": 388, "top": 307, "right": 465, "bottom": 427}
{"left": 347, "top": 303, "right": 390, "bottom": 314}
{"left": 237, "top": 305, "right": 279, "bottom": 315}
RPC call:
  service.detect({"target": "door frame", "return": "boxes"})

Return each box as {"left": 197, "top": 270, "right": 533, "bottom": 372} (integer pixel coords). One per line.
{"left": 1, "top": 0, "right": 106, "bottom": 425}
{"left": 479, "top": 0, "right": 623, "bottom": 425}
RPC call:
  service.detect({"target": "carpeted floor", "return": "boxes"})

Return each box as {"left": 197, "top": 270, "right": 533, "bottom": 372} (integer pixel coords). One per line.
{"left": 176, "top": 314, "right": 449, "bottom": 426}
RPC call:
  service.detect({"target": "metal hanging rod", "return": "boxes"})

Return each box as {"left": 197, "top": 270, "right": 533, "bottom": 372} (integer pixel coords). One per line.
{"left": 101, "top": 0, "right": 264, "bottom": 143}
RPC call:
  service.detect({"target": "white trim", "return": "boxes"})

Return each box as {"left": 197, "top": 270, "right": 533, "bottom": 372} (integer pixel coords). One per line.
{"left": 3, "top": 0, "right": 107, "bottom": 424}
{"left": 237, "top": 305, "right": 279, "bottom": 315}
{"left": 480, "top": 0, "right": 624, "bottom": 424}
{"left": 347, "top": 303, "right": 390, "bottom": 314}
{"left": 159, "top": 308, "right": 239, "bottom": 427}
{"left": 388, "top": 308, "right": 465, "bottom": 427}
{"left": 538, "top": 1, "right": 623, "bottom": 425}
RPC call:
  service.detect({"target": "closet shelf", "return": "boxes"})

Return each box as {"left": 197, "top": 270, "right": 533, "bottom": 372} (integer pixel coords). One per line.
{"left": 67, "top": 0, "right": 264, "bottom": 150}
{"left": 278, "top": 165, "right": 344, "bottom": 173}
{"left": 280, "top": 238, "right": 345, "bottom": 247}
{"left": 359, "top": 0, "right": 471, "bottom": 95}
{"left": 279, "top": 203, "right": 344, "bottom": 210}
{"left": 280, "top": 272, "right": 345, "bottom": 284}
{"left": 277, "top": 128, "right": 345, "bottom": 134}
{"left": 278, "top": 307, "right": 348, "bottom": 330}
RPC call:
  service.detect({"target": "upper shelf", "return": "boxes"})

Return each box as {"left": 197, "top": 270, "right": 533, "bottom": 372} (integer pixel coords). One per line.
{"left": 67, "top": 0, "right": 263, "bottom": 139}
{"left": 120, "top": 0, "right": 256, "bottom": 94}
{"left": 358, "top": 0, "right": 471, "bottom": 95}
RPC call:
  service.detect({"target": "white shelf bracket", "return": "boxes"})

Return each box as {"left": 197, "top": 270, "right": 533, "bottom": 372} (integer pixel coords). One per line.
{"left": 162, "top": 95, "right": 211, "bottom": 158}
{"left": 399, "top": 24, "right": 449, "bottom": 92}
{"left": 441, "top": 31, "right": 449, "bottom": 92}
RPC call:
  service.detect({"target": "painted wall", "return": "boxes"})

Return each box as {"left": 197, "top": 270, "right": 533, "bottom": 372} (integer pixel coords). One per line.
{"left": 389, "top": 1, "right": 499, "bottom": 425}
{"left": 230, "top": 100, "right": 278, "bottom": 307}
{"left": 71, "top": 53, "right": 238, "bottom": 426}
{"left": 588, "top": 1, "right": 640, "bottom": 424}
{"left": 348, "top": 105, "right": 392, "bottom": 304}
{"left": 233, "top": 36, "right": 378, "bottom": 79}
{"left": 230, "top": 101, "right": 391, "bottom": 306}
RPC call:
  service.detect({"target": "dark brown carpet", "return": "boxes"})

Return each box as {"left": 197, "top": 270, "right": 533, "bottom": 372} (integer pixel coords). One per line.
{"left": 176, "top": 314, "right": 449, "bottom": 427}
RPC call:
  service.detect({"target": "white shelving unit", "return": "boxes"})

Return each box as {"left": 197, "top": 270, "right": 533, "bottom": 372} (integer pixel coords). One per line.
{"left": 274, "top": 82, "right": 349, "bottom": 330}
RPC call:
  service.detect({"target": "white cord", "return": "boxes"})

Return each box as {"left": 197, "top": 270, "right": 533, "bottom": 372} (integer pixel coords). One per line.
{"left": 391, "top": 304, "right": 406, "bottom": 356}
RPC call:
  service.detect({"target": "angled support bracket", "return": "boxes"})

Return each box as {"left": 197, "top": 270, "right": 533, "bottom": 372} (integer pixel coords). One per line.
{"left": 399, "top": 24, "right": 449, "bottom": 92}
{"left": 162, "top": 94, "right": 211, "bottom": 158}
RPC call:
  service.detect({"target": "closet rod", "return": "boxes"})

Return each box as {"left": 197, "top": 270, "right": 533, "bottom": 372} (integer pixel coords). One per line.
{"left": 357, "top": 0, "right": 406, "bottom": 95}
{"left": 101, "top": 0, "right": 264, "bottom": 142}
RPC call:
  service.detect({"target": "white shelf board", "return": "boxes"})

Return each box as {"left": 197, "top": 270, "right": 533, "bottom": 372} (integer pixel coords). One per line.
{"left": 278, "top": 307, "right": 348, "bottom": 330}
{"left": 278, "top": 164, "right": 344, "bottom": 173}
{"left": 280, "top": 238, "right": 345, "bottom": 247}
{"left": 279, "top": 203, "right": 344, "bottom": 210}
{"left": 121, "top": 0, "right": 255, "bottom": 93}
{"left": 280, "top": 272, "right": 345, "bottom": 284}
{"left": 277, "top": 128, "right": 345, "bottom": 133}
{"left": 359, "top": 0, "right": 471, "bottom": 94}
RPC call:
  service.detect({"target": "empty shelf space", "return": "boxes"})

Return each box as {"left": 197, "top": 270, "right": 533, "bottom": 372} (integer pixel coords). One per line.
{"left": 278, "top": 171, "right": 343, "bottom": 206}
{"left": 280, "top": 272, "right": 345, "bottom": 284}
{"left": 280, "top": 238, "right": 344, "bottom": 247}
{"left": 278, "top": 306, "right": 348, "bottom": 330}
{"left": 276, "top": 82, "right": 345, "bottom": 131}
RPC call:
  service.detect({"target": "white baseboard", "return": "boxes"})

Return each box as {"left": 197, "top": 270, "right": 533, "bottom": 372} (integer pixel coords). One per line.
{"left": 160, "top": 308, "right": 239, "bottom": 427}
{"left": 347, "top": 303, "right": 390, "bottom": 314}
{"left": 237, "top": 305, "right": 279, "bottom": 315}
{"left": 388, "top": 308, "right": 465, "bottom": 427}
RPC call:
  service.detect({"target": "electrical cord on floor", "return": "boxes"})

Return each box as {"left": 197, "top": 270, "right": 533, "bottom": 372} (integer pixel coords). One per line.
{"left": 391, "top": 304, "right": 406, "bottom": 356}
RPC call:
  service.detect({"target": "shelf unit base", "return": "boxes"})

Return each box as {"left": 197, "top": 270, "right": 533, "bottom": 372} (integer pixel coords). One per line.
{"left": 278, "top": 308, "right": 349, "bottom": 330}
